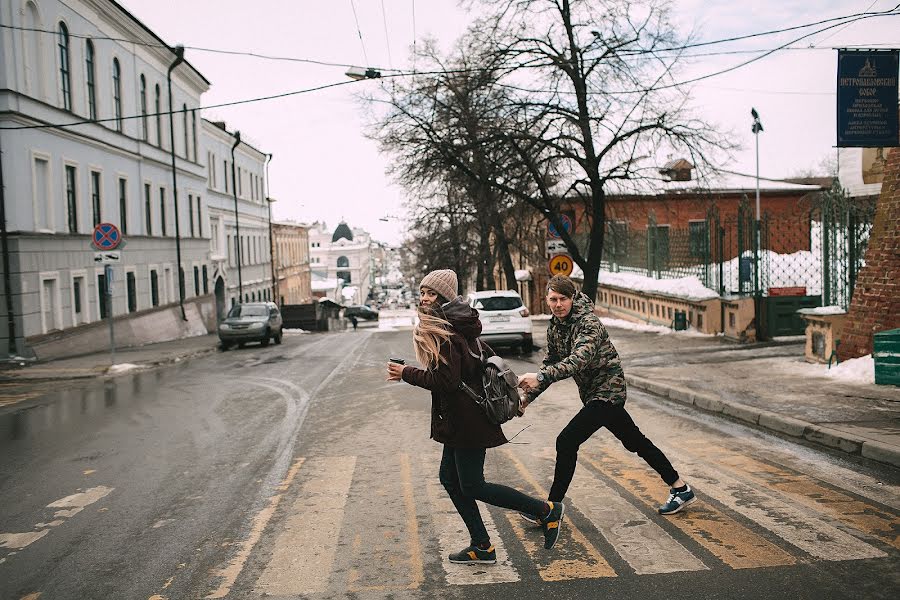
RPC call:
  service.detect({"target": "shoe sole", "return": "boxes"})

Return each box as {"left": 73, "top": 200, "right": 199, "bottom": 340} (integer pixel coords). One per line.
{"left": 448, "top": 558, "right": 497, "bottom": 565}
{"left": 659, "top": 495, "right": 697, "bottom": 515}
{"left": 520, "top": 513, "right": 542, "bottom": 527}
{"left": 544, "top": 503, "right": 565, "bottom": 550}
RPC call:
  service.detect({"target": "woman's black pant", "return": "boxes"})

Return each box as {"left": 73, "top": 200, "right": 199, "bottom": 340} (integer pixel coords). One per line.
{"left": 548, "top": 400, "right": 680, "bottom": 503}
{"left": 439, "top": 445, "right": 548, "bottom": 546}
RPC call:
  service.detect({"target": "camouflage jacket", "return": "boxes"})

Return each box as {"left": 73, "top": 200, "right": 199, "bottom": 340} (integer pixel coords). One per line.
{"left": 526, "top": 293, "right": 627, "bottom": 407}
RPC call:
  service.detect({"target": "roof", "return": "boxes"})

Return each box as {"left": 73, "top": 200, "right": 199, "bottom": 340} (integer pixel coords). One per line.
{"left": 332, "top": 222, "right": 354, "bottom": 242}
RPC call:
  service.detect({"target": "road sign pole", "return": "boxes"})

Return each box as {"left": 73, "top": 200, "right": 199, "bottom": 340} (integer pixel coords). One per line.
{"left": 105, "top": 264, "right": 115, "bottom": 365}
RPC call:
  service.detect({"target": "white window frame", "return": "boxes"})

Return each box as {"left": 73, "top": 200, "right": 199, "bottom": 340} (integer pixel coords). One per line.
{"left": 191, "top": 260, "right": 201, "bottom": 297}
{"left": 162, "top": 263, "right": 173, "bottom": 305}
{"left": 88, "top": 164, "right": 104, "bottom": 230}
{"left": 116, "top": 171, "right": 129, "bottom": 234}
{"left": 39, "top": 271, "right": 63, "bottom": 334}
{"left": 70, "top": 269, "right": 89, "bottom": 325}
{"left": 124, "top": 265, "right": 138, "bottom": 312}
{"left": 32, "top": 150, "right": 54, "bottom": 232}
{"left": 148, "top": 264, "right": 160, "bottom": 307}
{"left": 143, "top": 178, "right": 153, "bottom": 236}
{"left": 94, "top": 266, "right": 111, "bottom": 320}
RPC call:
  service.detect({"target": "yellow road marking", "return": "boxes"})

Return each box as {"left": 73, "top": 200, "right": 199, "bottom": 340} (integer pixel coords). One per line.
{"left": 678, "top": 439, "right": 900, "bottom": 551}
{"left": 582, "top": 446, "right": 798, "bottom": 569}
{"left": 205, "top": 457, "right": 305, "bottom": 599}
{"left": 83, "top": 470, "right": 96, "bottom": 476}
{"left": 21, "top": 594, "right": 42, "bottom": 600}
{"left": 501, "top": 448, "right": 616, "bottom": 581}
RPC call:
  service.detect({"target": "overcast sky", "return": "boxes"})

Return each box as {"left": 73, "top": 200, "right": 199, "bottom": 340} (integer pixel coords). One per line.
{"left": 117, "top": 0, "right": 899, "bottom": 245}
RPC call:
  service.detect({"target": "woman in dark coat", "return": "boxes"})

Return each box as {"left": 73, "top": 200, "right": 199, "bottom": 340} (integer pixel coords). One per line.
{"left": 387, "top": 269, "right": 564, "bottom": 564}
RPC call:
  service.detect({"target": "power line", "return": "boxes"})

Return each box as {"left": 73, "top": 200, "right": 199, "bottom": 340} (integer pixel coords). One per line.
{"left": 381, "top": 0, "right": 394, "bottom": 70}
{"left": 349, "top": 0, "right": 371, "bottom": 66}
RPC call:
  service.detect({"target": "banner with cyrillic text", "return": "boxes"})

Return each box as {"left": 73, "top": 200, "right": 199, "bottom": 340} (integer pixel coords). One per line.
{"left": 836, "top": 49, "right": 898, "bottom": 148}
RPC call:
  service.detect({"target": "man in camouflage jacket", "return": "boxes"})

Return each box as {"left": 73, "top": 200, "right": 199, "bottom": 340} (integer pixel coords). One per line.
{"left": 518, "top": 275, "right": 697, "bottom": 516}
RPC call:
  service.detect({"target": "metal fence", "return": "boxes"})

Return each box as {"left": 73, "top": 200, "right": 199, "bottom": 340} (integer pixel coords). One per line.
{"left": 599, "top": 189, "right": 876, "bottom": 310}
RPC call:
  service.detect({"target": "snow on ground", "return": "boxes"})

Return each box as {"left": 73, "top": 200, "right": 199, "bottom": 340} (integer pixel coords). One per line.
{"left": 780, "top": 354, "right": 875, "bottom": 385}
{"left": 284, "top": 328, "right": 311, "bottom": 335}
{"left": 600, "top": 271, "right": 718, "bottom": 301}
{"left": 600, "top": 316, "right": 714, "bottom": 337}
{"left": 107, "top": 363, "right": 142, "bottom": 374}
{"left": 798, "top": 306, "right": 846, "bottom": 316}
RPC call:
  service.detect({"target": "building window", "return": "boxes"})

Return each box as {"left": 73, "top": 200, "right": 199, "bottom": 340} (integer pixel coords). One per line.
{"left": 57, "top": 22, "right": 72, "bottom": 111}
{"left": 182, "top": 104, "right": 189, "bottom": 158}
{"left": 140, "top": 74, "right": 148, "bottom": 140}
{"left": 179, "top": 266, "right": 185, "bottom": 300}
{"left": 606, "top": 221, "right": 628, "bottom": 258}
{"left": 650, "top": 225, "right": 670, "bottom": 271}
{"left": 689, "top": 220, "right": 708, "bottom": 258}
{"left": 73, "top": 277, "right": 83, "bottom": 317}
{"left": 90, "top": 171, "right": 101, "bottom": 226}
{"left": 118, "top": 178, "right": 128, "bottom": 234}
{"left": 85, "top": 39, "right": 97, "bottom": 120}
{"left": 112, "top": 58, "right": 122, "bottom": 132}
{"left": 65, "top": 164, "right": 78, "bottom": 233}
{"left": 193, "top": 266, "right": 200, "bottom": 296}
{"left": 202, "top": 265, "right": 209, "bottom": 294}
{"left": 41, "top": 276, "right": 60, "bottom": 332}
{"left": 127, "top": 271, "right": 137, "bottom": 312}
{"left": 192, "top": 110, "right": 198, "bottom": 162}
{"left": 337, "top": 271, "right": 351, "bottom": 284}
{"left": 97, "top": 272, "right": 108, "bottom": 319}
{"left": 337, "top": 255, "right": 349, "bottom": 268}
{"left": 155, "top": 84, "right": 162, "bottom": 146}
{"left": 188, "top": 194, "right": 195, "bottom": 237}
{"left": 159, "top": 187, "right": 166, "bottom": 235}
{"left": 223, "top": 159, "right": 228, "bottom": 192}
{"left": 150, "top": 269, "right": 159, "bottom": 306}
{"left": 195, "top": 196, "right": 202, "bottom": 237}
{"left": 144, "top": 183, "right": 152, "bottom": 235}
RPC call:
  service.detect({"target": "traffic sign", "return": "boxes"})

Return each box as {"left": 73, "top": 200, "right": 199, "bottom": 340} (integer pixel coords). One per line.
{"left": 547, "top": 214, "right": 573, "bottom": 239}
{"left": 548, "top": 254, "right": 574, "bottom": 277}
{"left": 94, "top": 251, "right": 121, "bottom": 264}
{"left": 92, "top": 222, "right": 122, "bottom": 250}
{"left": 546, "top": 239, "right": 567, "bottom": 257}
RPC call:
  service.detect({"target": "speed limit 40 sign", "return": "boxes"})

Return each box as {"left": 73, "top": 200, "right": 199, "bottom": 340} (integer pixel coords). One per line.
{"left": 548, "top": 254, "right": 574, "bottom": 277}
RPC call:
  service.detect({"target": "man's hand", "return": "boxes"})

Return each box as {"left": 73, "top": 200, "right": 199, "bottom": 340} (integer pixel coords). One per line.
{"left": 387, "top": 362, "right": 404, "bottom": 381}
{"left": 517, "top": 392, "right": 528, "bottom": 417}
{"left": 518, "top": 373, "right": 539, "bottom": 392}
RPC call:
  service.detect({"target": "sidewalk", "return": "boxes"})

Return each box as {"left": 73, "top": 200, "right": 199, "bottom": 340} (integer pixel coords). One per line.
{"left": 530, "top": 317, "right": 900, "bottom": 470}
{"left": 0, "top": 333, "right": 221, "bottom": 381}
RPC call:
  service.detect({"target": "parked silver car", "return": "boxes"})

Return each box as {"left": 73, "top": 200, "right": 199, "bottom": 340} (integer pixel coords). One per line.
{"left": 218, "top": 302, "right": 283, "bottom": 349}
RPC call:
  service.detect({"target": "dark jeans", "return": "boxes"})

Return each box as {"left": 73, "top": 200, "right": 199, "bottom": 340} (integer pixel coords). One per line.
{"left": 439, "top": 445, "right": 548, "bottom": 546}
{"left": 548, "top": 401, "right": 680, "bottom": 502}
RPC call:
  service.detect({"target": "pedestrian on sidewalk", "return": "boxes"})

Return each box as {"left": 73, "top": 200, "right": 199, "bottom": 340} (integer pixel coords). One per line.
{"left": 349, "top": 315, "right": 358, "bottom": 331}
{"left": 387, "top": 269, "right": 565, "bottom": 564}
{"left": 518, "top": 275, "right": 696, "bottom": 516}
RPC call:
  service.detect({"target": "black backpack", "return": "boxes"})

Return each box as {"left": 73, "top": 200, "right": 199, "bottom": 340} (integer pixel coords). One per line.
{"left": 459, "top": 339, "right": 521, "bottom": 425}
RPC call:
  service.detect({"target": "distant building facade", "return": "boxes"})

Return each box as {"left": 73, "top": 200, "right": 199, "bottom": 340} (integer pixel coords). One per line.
{"left": 0, "top": 0, "right": 211, "bottom": 355}
{"left": 308, "top": 221, "right": 373, "bottom": 305}
{"left": 272, "top": 221, "right": 311, "bottom": 305}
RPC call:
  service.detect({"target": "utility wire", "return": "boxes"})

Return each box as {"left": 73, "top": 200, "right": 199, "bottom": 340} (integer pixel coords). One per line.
{"left": 349, "top": 0, "right": 371, "bottom": 66}
{"left": 381, "top": 0, "right": 394, "bottom": 69}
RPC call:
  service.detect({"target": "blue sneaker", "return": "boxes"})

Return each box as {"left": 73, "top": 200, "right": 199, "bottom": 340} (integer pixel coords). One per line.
{"left": 541, "top": 501, "right": 565, "bottom": 549}
{"left": 658, "top": 485, "right": 696, "bottom": 515}
{"left": 448, "top": 544, "right": 497, "bottom": 564}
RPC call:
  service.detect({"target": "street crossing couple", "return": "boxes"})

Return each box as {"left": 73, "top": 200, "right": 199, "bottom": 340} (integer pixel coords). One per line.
{"left": 386, "top": 269, "right": 695, "bottom": 565}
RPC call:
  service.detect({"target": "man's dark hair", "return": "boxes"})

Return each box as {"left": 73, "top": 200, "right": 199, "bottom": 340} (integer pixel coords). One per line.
{"left": 547, "top": 275, "right": 577, "bottom": 298}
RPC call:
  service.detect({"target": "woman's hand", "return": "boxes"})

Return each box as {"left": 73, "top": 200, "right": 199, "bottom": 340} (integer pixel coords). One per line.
{"left": 387, "top": 362, "right": 404, "bottom": 381}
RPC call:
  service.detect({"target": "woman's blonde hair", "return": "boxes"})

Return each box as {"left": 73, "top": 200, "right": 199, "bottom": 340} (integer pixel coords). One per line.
{"left": 413, "top": 306, "right": 452, "bottom": 370}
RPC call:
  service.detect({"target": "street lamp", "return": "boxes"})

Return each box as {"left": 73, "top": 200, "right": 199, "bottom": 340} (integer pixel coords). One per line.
{"left": 751, "top": 107, "right": 764, "bottom": 335}
{"left": 345, "top": 66, "right": 382, "bottom": 80}
{"left": 751, "top": 108, "right": 764, "bottom": 221}
{"left": 167, "top": 44, "right": 186, "bottom": 320}
{"left": 230, "top": 131, "right": 243, "bottom": 300}
{"left": 265, "top": 152, "right": 278, "bottom": 304}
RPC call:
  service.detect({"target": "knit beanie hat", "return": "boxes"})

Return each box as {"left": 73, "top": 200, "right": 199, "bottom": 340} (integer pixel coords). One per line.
{"left": 420, "top": 269, "right": 458, "bottom": 302}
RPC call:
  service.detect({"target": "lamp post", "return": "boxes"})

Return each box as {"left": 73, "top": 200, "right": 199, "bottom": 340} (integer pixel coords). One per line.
{"left": 230, "top": 131, "right": 243, "bottom": 301}
{"left": 265, "top": 153, "right": 278, "bottom": 305}
{"left": 167, "top": 44, "right": 186, "bottom": 320}
{"left": 751, "top": 108, "right": 764, "bottom": 221}
{"left": 751, "top": 107, "right": 764, "bottom": 334}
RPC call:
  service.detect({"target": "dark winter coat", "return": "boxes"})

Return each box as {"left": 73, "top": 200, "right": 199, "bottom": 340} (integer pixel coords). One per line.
{"left": 525, "top": 292, "right": 627, "bottom": 407}
{"left": 401, "top": 298, "right": 508, "bottom": 449}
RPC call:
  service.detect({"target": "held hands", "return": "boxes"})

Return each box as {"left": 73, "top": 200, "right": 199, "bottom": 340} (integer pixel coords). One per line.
{"left": 518, "top": 373, "right": 539, "bottom": 392}
{"left": 386, "top": 362, "right": 404, "bottom": 382}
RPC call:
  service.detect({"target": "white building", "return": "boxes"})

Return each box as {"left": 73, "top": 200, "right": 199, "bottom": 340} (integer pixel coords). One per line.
{"left": 0, "top": 0, "right": 213, "bottom": 355}
{"left": 308, "top": 221, "right": 374, "bottom": 305}
{"left": 202, "top": 119, "right": 273, "bottom": 318}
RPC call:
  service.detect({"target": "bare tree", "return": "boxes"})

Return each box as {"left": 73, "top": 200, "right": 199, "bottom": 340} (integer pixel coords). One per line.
{"left": 461, "top": 0, "right": 734, "bottom": 298}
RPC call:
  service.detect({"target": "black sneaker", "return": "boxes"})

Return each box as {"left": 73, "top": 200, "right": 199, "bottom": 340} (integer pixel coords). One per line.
{"left": 448, "top": 545, "right": 497, "bottom": 564}
{"left": 541, "top": 501, "right": 565, "bottom": 550}
{"left": 658, "top": 485, "right": 697, "bottom": 515}
{"left": 519, "top": 512, "right": 542, "bottom": 527}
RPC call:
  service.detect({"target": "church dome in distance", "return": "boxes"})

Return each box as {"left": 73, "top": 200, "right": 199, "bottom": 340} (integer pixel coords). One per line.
{"left": 332, "top": 221, "right": 354, "bottom": 242}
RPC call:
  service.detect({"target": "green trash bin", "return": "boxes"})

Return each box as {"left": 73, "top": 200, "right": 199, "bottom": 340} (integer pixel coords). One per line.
{"left": 673, "top": 310, "right": 688, "bottom": 331}
{"left": 874, "top": 328, "right": 900, "bottom": 386}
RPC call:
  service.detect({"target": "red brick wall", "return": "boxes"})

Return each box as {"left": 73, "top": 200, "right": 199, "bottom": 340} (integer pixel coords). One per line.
{"left": 838, "top": 147, "right": 900, "bottom": 360}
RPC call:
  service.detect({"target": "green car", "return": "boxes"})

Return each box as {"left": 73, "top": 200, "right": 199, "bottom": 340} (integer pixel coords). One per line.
{"left": 218, "top": 302, "right": 284, "bottom": 349}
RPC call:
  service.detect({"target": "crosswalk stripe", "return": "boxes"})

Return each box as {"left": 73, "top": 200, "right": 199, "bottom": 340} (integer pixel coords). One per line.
{"left": 676, "top": 439, "right": 900, "bottom": 552}
{"left": 563, "top": 451, "right": 708, "bottom": 574}
{"left": 255, "top": 456, "right": 356, "bottom": 596}
{"left": 501, "top": 448, "right": 617, "bottom": 581}
{"left": 651, "top": 447, "right": 887, "bottom": 561}
{"left": 425, "top": 475, "right": 521, "bottom": 584}
{"left": 582, "top": 445, "right": 798, "bottom": 569}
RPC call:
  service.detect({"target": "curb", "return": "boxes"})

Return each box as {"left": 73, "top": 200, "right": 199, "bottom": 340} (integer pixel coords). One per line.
{"left": 626, "top": 374, "right": 900, "bottom": 470}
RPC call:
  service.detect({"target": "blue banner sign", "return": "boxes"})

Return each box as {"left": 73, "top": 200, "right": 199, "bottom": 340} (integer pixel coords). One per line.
{"left": 836, "top": 49, "right": 899, "bottom": 147}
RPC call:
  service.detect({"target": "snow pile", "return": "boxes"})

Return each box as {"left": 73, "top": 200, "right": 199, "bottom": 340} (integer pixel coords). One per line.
{"left": 107, "top": 363, "right": 142, "bottom": 374}
{"left": 600, "top": 317, "right": 713, "bottom": 337}
{"left": 284, "top": 328, "right": 310, "bottom": 335}
{"left": 797, "top": 306, "right": 846, "bottom": 316}
{"left": 600, "top": 271, "right": 718, "bottom": 301}
{"left": 825, "top": 354, "right": 874, "bottom": 385}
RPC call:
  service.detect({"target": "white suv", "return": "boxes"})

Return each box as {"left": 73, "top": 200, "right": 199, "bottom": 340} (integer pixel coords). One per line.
{"left": 468, "top": 290, "right": 533, "bottom": 354}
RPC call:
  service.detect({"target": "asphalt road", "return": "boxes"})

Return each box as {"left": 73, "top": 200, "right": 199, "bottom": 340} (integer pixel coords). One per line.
{"left": 1, "top": 323, "right": 898, "bottom": 599}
